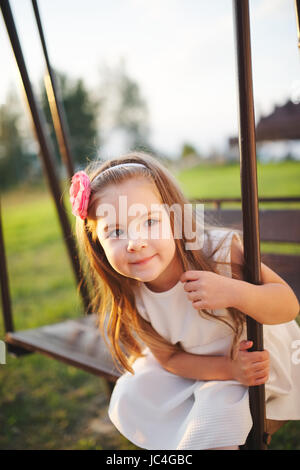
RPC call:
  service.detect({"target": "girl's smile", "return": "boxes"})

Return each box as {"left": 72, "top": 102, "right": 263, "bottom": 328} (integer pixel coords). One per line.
{"left": 129, "top": 254, "right": 157, "bottom": 265}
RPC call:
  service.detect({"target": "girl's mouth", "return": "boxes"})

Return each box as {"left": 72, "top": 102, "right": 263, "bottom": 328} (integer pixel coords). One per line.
{"left": 131, "top": 254, "right": 156, "bottom": 265}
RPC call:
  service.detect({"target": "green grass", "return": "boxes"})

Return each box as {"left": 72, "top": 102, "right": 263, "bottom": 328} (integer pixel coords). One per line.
{"left": 0, "top": 161, "right": 299, "bottom": 450}
{"left": 175, "top": 160, "right": 300, "bottom": 202}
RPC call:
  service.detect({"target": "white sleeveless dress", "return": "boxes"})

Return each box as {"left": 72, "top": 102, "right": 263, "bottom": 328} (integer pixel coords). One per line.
{"left": 108, "top": 228, "right": 300, "bottom": 450}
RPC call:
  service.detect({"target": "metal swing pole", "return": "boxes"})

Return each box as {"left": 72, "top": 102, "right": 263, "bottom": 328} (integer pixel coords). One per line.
{"left": 0, "top": 199, "right": 14, "bottom": 334}
{"left": 0, "top": 0, "right": 91, "bottom": 314}
{"left": 232, "top": 0, "right": 266, "bottom": 450}
{"left": 31, "top": 0, "right": 75, "bottom": 180}
{"left": 295, "top": 0, "right": 300, "bottom": 49}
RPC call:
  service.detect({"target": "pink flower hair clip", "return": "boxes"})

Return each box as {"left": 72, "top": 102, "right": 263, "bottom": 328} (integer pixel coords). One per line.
{"left": 69, "top": 171, "right": 91, "bottom": 220}
{"left": 69, "top": 163, "right": 147, "bottom": 219}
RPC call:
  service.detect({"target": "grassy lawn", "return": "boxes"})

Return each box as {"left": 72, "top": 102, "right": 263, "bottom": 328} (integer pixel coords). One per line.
{"left": 0, "top": 160, "right": 299, "bottom": 450}
{"left": 175, "top": 160, "right": 300, "bottom": 201}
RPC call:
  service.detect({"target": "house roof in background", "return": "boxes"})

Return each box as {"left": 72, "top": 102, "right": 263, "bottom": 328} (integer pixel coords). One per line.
{"left": 229, "top": 100, "right": 300, "bottom": 146}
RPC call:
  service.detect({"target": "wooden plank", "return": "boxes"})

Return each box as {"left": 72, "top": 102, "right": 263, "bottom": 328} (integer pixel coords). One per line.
{"left": 5, "top": 315, "right": 122, "bottom": 381}
{"left": 260, "top": 253, "right": 300, "bottom": 301}
{"left": 205, "top": 209, "right": 300, "bottom": 243}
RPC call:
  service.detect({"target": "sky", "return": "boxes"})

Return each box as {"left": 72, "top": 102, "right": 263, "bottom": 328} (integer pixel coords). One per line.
{"left": 1, "top": 0, "right": 300, "bottom": 159}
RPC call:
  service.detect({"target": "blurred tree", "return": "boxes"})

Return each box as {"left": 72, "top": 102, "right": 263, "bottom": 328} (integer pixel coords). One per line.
{"left": 98, "top": 59, "right": 153, "bottom": 153}
{"left": 0, "top": 91, "right": 36, "bottom": 189}
{"left": 284, "top": 152, "right": 297, "bottom": 161}
{"left": 180, "top": 143, "right": 198, "bottom": 159}
{"left": 41, "top": 72, "right": 100, "bottom": 169}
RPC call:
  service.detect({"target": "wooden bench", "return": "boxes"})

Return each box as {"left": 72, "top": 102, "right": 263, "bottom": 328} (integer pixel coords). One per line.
{"left": 5, "top": 203, "right": 300, "bottom": 444}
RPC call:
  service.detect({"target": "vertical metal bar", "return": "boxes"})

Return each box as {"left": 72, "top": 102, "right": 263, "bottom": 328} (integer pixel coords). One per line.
{"left": 295, "top": 0, "right": 300, "bottom": 49}
{"left": 31, "top": 0, "right": 75, "bottom": 179}
{"left": 232, "top": 0, "right": 266, "bottom": 450}
{"left": 0, "top": 199, "right": 14, "bottom": 333}
{"left": 0, "top": 0, "right": 90, "bottom": 313}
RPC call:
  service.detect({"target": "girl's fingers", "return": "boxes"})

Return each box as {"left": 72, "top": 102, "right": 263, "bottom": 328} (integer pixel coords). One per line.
{"left": 183, "top": 280, "right": 199, "bottom": 292}
{"left": 253, "top": 368, "right": 269, "bottom": 377}
{"left": 180, "top": 271, "right": 201, "bottom": 283}
{"left": 249, "top": 362, "right": 269, "bottom": 378}
{"left": 249, "top": 351, "right": 270, "bottom": 363}
{"left": 254, "top": 374, "right": 269, "bottom": 385}
{"left": 251, "top": 359, "right": 269, "bottom": 369}
{"left": 192, "top": 302, "right": 211, "bottom": 311}
{"left": 253, "top": 367, "right": 269, "bottom": 383}
{"left": 239, "top": 340, "right": 253, "bottom": 351}
{"left": 187, "top": 291, "right": 201, "bottom": 301}
{"left": 192, "top": 301, "right": 204, "bottom": 310}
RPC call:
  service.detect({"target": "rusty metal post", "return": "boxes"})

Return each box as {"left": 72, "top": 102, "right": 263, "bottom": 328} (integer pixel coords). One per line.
{"left": 0, "top": 0, "right": 90, "bottom": 313}
{"left": 232, "top": 0, "right": 266, "bottom": 450}
{"left": 31, "top": 0, "right": 75, "bottom": 179}
{"left": 0, "top": 199, "right": 14, "bottom": 333}
{"left": 295, "top": 0, "right": 300, "bottom": 49}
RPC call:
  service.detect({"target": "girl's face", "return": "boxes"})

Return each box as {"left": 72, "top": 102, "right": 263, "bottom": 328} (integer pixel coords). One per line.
{"left": 95, "top": 177, "right": 183, "bottom": 291}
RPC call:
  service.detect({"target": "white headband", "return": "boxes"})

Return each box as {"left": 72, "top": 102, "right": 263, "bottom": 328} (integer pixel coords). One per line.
{"left": 94, "top": 162, "right": 148, "bottom": 180}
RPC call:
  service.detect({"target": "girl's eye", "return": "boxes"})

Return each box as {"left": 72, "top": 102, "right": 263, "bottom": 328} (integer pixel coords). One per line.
{"left": 109, "top": 228, "right": 123, "bottom": 238}
{"left": 108, "top": 219, "right": 158, "bottom": 237}
{"left": 146, "top": 218, "right": 159, "bottom": 227}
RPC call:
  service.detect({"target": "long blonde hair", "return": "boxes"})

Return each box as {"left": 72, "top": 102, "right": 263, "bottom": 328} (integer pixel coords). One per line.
{"left": 74, "top": 151, "right": 246, "bottom": 374}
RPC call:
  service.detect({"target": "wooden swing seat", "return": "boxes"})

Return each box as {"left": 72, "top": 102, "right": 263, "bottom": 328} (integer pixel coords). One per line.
{"left": 6, "top": 314, "right": 122, "bottom": 382}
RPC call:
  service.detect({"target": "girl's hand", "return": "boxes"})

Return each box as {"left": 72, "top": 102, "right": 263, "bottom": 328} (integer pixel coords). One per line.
{"left": 180, "top": 270, "right": 236, "bottom": 310}
{"left": 231, "top": 340, "right": 270, "bottom": 386}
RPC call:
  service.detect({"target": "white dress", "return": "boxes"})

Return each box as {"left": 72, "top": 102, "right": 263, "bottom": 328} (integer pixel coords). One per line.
{"left": 108, "top": 228, "right": 300, "bottom": 450}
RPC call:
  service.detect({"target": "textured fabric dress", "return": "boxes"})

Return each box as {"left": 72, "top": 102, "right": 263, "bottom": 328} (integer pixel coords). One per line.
{"left": 108, "top": 228, "right": 300, "bottom": 450}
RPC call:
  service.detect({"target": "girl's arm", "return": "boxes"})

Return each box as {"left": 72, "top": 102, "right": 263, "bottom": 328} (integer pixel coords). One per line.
{"left": 230, "top": 236, "right": 300, "bottom": 325}
{"left": 180, "top": 238, "right": 299, "bottom": 326}
{"left": 140, "top": 318, "right": 269, "bottom": 385}
{"left": 164, "top": 340, "right": 269, "bottom": 386}
{"left": 165, "top": 351, "right": 233, "bottom": 381}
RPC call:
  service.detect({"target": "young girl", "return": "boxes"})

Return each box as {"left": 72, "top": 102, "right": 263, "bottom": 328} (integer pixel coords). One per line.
{"left": 70, "top": 151, "right": 300, "bottom": 450}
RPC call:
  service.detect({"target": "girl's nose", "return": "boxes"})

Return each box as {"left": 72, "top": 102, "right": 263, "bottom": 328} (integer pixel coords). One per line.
{"left": 127, "top": 238, "right": 148, "bottom": 252}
